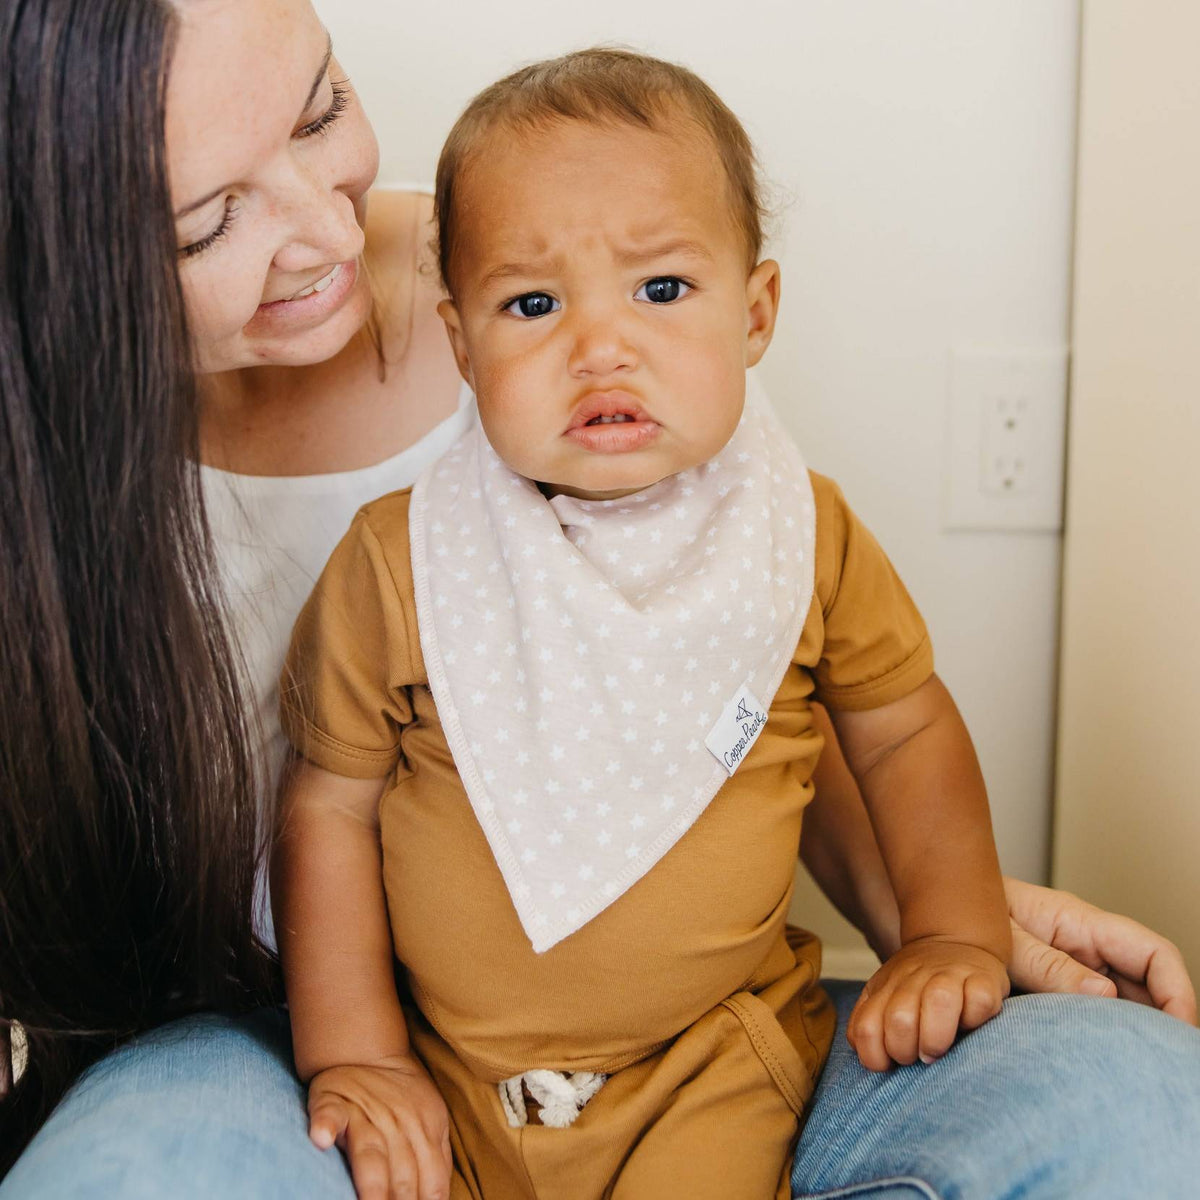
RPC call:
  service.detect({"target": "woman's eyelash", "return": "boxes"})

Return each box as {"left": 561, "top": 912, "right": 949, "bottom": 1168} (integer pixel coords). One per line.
{"left": 298, "top": 79, "right": 351, "bottom": 138}
{"left": 180, "top": 198, "right": 238, "bottom": 260}
{"left": 178, "top": 82, "right": 352, "bottom": 259}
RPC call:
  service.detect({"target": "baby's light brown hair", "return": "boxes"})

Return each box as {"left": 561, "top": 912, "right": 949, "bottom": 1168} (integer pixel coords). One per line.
{"left": 434, "top": 47, "right": 767, "bottom": 295}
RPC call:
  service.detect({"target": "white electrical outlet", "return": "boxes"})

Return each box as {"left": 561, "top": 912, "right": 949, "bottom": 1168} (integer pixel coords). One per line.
{"left": 943, "top": 348, "right": 1069, "bottom": 531}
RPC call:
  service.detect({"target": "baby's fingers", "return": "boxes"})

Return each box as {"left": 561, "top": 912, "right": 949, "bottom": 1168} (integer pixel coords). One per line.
{"left": 397, "top": 1113, "right": 451, "bottom": 1200}
{"left": 960, "top": 971, "right": 1005, "bottom": 1031}
{"left": 917, "top": 975, "right": 965, "bottom": 1064}
{"left": 308, "top": 1093, "right": 351, "bottom": 1152}
{"left": 880, "top": 977, "right": 931, "bottom": 1066}
{"left": 342, "top": 1109, "right": 395, "bottom": 1200}
{"left": 847, "top": 987, "right": 893, "bottom": 1073}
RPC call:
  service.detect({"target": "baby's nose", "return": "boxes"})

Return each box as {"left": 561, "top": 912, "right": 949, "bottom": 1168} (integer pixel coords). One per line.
{"left": 567, "top": 317, "right": 638, "bottom": 378}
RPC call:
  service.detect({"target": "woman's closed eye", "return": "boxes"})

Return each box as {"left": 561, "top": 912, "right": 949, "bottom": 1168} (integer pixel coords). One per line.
{"left": 635, "top": 276, "right": 692, "bottom": 304}
{"left": 296, "top": 78, "right": 351, "bottom": 139}
{"left": 503, "top": 292, "right": 561, "bottom": 319}
{"left": 177, "top": 79, "right": 353, "bottom": 259}
{"left": 179, "top": 198, "right": 240, "bottom": 260}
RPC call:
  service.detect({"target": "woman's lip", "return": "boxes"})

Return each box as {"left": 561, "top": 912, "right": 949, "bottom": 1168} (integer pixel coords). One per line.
{"left": 246, "top": 257, "right": 358, "bottom": 334}
{"left": 564, "top": 419, "right": 661, "bottom": 454}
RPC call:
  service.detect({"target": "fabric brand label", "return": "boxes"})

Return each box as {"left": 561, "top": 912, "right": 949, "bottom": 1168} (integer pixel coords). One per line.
{"left": 705, "top": 683, "right": 768, "bottom": 776}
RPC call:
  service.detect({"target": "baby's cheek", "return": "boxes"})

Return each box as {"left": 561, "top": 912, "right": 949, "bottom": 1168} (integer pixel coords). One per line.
{"left": 475, "top": 388, "right": 549, "bottom": 475}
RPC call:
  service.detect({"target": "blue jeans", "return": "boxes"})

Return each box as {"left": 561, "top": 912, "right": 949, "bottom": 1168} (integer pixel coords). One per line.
{"left": 3, "top": 983, "right": 1198, "bottom": 1199}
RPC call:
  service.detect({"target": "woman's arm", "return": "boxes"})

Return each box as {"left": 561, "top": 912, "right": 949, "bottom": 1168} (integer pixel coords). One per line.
{"left": 803, "top": 703, "right": 1197, "bottom": 1023}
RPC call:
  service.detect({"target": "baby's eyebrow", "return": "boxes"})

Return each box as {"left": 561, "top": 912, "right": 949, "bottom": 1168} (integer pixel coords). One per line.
{"left": 478, "top": 259, "right": 554, "bottom": 290}
{"left": 477, "top": 239, "right": 714, "bottom": 291}
{"left": 616, "top": 238, "right": 714, "bottom": 266}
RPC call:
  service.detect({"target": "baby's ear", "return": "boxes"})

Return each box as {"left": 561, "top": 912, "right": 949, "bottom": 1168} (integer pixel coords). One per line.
{"left": 744, "top": 260, "right": 781, "bottom": 368}
{"left": 437, "top": 298, "right": 474, "bottom": 386}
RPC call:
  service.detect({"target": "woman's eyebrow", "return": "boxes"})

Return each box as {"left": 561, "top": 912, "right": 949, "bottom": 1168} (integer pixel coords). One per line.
{"left": 173, "top": 36, "right": 334, "bottom": 219}
{"left": 301, "top": 36, "right": 334, "bottom": 118}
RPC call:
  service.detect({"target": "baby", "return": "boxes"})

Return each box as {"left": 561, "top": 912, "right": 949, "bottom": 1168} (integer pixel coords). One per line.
{"left": 275, "top": 48, "right": 1011, "bottom": 1200}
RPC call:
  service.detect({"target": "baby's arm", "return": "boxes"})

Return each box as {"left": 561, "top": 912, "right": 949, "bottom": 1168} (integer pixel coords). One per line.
{"left": 272, "top": 757, "right": 451, "bottom": 1200}
{"left": 827, "top": 674, "right": 1011, "bottom": 1071}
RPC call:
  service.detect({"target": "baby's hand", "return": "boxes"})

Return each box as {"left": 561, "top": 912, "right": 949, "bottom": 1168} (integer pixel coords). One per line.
{"left": 308, "top": 1053, "right": 453, "bottom": 1200}
{"left": 847, "top": 939, "right": 1009, "bottom": 1071}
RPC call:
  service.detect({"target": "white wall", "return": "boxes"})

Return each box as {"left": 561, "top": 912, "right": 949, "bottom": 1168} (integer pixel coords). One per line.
{"left": 317, "top": 0, "right": 1081, "bottom": 955}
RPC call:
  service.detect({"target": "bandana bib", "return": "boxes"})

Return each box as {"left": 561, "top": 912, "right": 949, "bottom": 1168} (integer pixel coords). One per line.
{"left": 409, "top": 375, "right": 815, "bottom": 952}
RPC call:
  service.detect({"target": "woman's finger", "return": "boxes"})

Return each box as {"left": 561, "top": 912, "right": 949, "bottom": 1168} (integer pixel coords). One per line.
{"left": 1112, "top": 974, "right": 1155, "bottom": 1008}
{"left": 1008, "top": 925, "right": 1117, "bottom": 999}
{"left": 1004, "top": 878, "right": 1197, "bottom": 1023}
{"left": 1084, "top": 918, "right": 1197, "bottom": 1025}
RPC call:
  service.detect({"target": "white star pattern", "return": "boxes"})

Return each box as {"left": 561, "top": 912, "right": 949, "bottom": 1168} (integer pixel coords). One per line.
{"left": 411, "top": 380, "right": 816, "bottom": 952}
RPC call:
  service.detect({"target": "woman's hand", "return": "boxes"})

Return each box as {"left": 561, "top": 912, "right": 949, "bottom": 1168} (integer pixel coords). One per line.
{"left": 1004, "top": 877, "right": 1197, "bottom": 1024}
{"left": 308, "top": 1053, "right": 453, "bottom": 1200}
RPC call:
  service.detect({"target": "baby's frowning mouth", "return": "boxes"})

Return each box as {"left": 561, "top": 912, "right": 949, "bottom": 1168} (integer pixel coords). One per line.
{"left": 586, "top": 413, "right": 635, "bottom": 425}
{"left": 565, "top": 392, "right": 660, "bottom": 454}
{"left": 567, "top": 392, "right": 650, "bottom": 431}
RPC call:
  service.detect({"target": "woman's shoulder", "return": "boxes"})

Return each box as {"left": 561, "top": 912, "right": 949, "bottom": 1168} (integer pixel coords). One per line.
{"left": 364, "top": 186, "right": 433, "bottom": 268}
{"left": 363, "top": 186, "right": 457, "bottom": 376}
{"left": 353, "top": 187, "right": 462, "bottom": 436}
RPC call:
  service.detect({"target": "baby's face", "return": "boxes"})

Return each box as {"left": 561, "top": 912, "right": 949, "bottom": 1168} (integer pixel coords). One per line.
{"left": 438, "top": 117, "right": 779, "bottom": 500}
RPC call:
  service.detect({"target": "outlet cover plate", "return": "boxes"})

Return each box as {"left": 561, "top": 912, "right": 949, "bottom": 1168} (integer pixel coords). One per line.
{"left": 943, "top": 347, "right": 1069, "bottom": 532}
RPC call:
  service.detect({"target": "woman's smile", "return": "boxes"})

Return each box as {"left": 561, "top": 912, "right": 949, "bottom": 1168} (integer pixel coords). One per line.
{"left": 247, "top": 255, "right": 359, "bottom": 334}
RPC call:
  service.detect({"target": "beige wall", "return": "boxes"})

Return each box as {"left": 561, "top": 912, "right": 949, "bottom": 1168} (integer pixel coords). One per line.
{"left": 1053, "top": 1, "right": 1200, "bottom": 974}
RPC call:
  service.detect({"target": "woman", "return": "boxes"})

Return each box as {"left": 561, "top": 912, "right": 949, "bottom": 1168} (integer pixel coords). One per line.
{"left": 0, "top": 0, "right": 1196, "bottom": 1196}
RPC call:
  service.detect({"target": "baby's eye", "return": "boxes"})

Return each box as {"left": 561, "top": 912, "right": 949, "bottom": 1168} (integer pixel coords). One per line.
{"left": 504, "top": 292, "right": 560, "bottom": 319}
{"left": 635, "top": 277, "right": 691, "bottom": 304}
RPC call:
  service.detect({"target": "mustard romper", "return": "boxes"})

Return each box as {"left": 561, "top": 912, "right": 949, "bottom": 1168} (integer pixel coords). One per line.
{"left": 281, "top": 471, "right": 933, "bottom": 1200}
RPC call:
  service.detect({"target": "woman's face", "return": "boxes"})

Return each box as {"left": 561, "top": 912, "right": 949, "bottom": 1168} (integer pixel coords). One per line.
{"left": 166, "top": 0, "right": 379, "bottom": 375}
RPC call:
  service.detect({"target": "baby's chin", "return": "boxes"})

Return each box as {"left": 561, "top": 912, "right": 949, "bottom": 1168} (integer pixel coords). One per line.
{"left": 533, "top": 457, "right": 686, "bottom": 503}
{"left": 539, "top": 478, "right": 661, "bottom": 502}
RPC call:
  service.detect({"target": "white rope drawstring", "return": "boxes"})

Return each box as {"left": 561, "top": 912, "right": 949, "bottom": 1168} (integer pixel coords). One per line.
{"left": 498, "top": 1069, "right": 607, "bottom": 1128}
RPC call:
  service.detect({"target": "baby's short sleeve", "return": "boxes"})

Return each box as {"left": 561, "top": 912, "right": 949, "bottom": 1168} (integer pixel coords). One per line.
{"left": 279, "top": 499, "right": 420, "bottom": 780}
{"left": 810, "top": 474, "right": 934, "bottom": 711}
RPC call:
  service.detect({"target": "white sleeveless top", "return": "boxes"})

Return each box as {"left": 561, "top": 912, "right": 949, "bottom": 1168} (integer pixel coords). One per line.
{"left": 202, "top": 384, "right": 476, "bottom": 939}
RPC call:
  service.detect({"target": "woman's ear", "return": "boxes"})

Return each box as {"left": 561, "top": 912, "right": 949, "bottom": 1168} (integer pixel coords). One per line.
{"left": 744, "top": 259, "right": 781, "bottom": 368}
{"left": 437, "top": 298, "right": 474, "bottom": 386}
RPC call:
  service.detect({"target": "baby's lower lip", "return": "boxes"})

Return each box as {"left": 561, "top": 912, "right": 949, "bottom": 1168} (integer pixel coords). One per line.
{"left": 564, "top": 419, "right": 660, "bottom": 453}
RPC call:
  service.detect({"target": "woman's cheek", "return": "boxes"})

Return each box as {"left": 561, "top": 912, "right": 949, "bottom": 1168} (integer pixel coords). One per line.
{"left": 343, "top": 107, "right": 380, "bottom": 201}
{"left": 181, "top": 257, "right": 270, "bottom": 374}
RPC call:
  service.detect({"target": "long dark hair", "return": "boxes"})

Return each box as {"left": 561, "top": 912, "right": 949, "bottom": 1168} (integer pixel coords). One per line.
{"left": 0, "top": 0, "right": 277, "bottom": 1170}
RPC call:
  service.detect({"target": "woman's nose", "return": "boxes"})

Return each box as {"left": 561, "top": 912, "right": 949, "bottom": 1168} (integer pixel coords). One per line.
{"left": 567, "top": 311, "right": 639, "bottom": 379}
{"left": 270, "top": 170, "right": 365, "bottom": 274}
